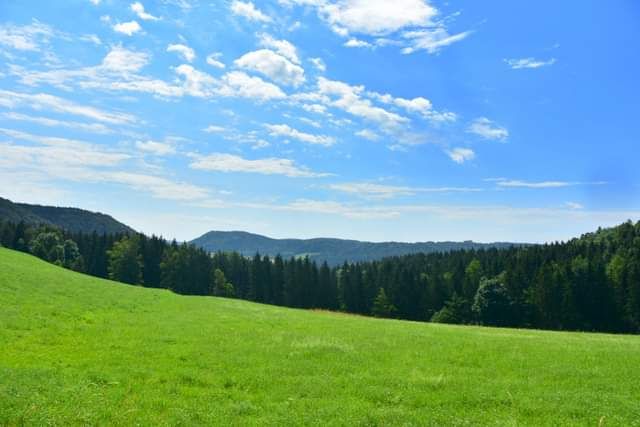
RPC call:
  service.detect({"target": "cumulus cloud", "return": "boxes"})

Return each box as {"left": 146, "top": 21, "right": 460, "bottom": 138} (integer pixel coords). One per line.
{"left": 131, "top": 2, "right": 160, "bottom": 21}
{"left": 468, "top": 117, "right": 509, "bottom": 141}
{"left": 317, "top": 77, "right": 408, "bottom": 128}
{"left": 230, "top": 1, "right": 272, "bottom": 22}
{"left": 189, "top": 153, "right": 329, "bottom": 177}
{"left": 320, "top": 0, "right": 437, "bottom": 36}
{"left": 113, "top": 20, "right": 142, "bottom": 36}
{"left": 167, "top": 43, "right": 196, "bottom": 62}
{"left": 234, "top": 49, "right": 305, "bottom": 87}
{"left": 265, "top": 123, "right": 335, "bottom": 146}
{"left": 446, "top": 147, "right": 475, "bottom": 164}
{"left": 259, "top": 33, "right": 300, "bottom": 64}
{"left": 217, "top": 71, "right": 286, "bottom": 101}
{"left": 279, "top": 0, "right": 470, "bottom": 54}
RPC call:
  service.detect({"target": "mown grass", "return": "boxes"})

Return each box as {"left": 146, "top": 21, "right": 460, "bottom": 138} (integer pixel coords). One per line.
{"left": 1, "top": 247, "right": 640, "bottom": 426}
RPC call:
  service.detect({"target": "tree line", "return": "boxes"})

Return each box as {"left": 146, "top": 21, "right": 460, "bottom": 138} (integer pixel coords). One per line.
{"left": 1, "top": 219, "right": 639, "bottom": 334}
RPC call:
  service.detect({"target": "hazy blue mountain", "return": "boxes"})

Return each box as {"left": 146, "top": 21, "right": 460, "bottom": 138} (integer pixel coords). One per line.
{"left": 191, "top": 230, "right": 526, "bottom": 266}
{"left": 0, "top": 197, "right": 134, "bottom": 235}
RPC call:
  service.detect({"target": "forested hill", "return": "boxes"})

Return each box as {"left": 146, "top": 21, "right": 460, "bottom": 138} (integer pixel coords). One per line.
{"left": 190, "top": 230, "right": 525, "bottom": 266}
{"left": 0, "top": 197, "right": 134, "bottom": 235}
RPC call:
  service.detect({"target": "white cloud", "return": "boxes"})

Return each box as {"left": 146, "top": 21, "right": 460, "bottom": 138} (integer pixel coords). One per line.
{"left": 14, "top": 46, "right": 286, "bottom": 102}
{"left": 368, "top": 92, "right": 454, "bottom": 122}
{"left": 189, "top": 153, "right": 329, "bottom": 177}
{"left": 234, "top": 49, "right": 305, "bottom": 87}
{"left": 1, "top": 112, "right": 112, "bottom": 134}
{"left": 230, "top": 1, "right": 272, "bottom": 23}
{"left": 102, "top": 45, "right": 150, "bottom": 73}
{"left": 206, "top": 52, "right": 225, "bottom": 69}
{"left": 565, "top": 202, "right": 584, "bottom": 210}
{"left": 0, "top": 128, "right": 209, "bottom": 202}
{"left": 446, "top": 148, "right": 475, "bottom": 164}
{"left": 505, "top": 57, "right": 557, "bottom": 69}
{"left": 355, "top": 129, "right": 380, "bottom": 141}
{"left": 217, "top": 71, "right": 286, "bottom": 101}
{"left": 302, "top": 103, "right": 328, "bottom": 114}
{"left": 320, "top": 0, "right": 437, "bottom": 36}
{"left": 468, "top": 117, "right": 509, "bottom": 141}
{"left": 0, "top": 128, "right": 130, "bottom": 167}
{"left": 105, "top": 172, "right": 209, "bottom": 201}
{"left": 174, "top": 64, "right": 217, "bottom": 97}
{"left": 0, "top": 21, "right": 55, "bottom": 51}
{"left": 203, "top": 125, "right": 226, "bottom": 133}
{"left": 113, "top": 21, "right": 142, "bottom": 36}
{"left": 280, "top": 0, "right": 470, "bottom": 55}
{"left": 310, "top": 57, "right": 326, "bottom": 72}
{"left": 317, "top": 77, "right": 408, "bottom": 128}
{"left": 80, "top": 34, "right": 102, "bottom": 45}
{"left": 131, "top": 2, "right": 160, "bottom": 21}
{"left": 491, "top": 179, "right": 573, "bottom": 189}
{"left": 259, "top": 33, "right": 300, "bottom": 64}
{"left": 401, "top": 28, "right": 472, "bottom": 54}
{"left": 89, "top": 0, "right": 101, "bottom": 5}
{"left": 329, "top": 182, "right": 483, "bottom": 199}
{"left": 167, "top": 43, "right": 196, "bottom": 62}
{"left": 0, "top": 89, "right": 137, "bottom": 125}
{"left": 344, "top": 38, "right": 373, "bottom": 48}
{"left": 135, "top": 140, "right": 176, "bottom": 156}
{"left": 265, "top": 123, "right": 335, "bottom": 146}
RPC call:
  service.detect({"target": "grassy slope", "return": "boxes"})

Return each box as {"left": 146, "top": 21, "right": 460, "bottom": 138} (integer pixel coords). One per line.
{"left": 1, "top": 248, "right": 639, "bottom": 426}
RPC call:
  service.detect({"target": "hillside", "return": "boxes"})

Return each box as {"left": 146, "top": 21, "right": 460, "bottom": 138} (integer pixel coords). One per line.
{"left": 191, "top": 230, "right": 524, "bottom": 266}
{"left": 1, "top": 247, "right": 639, "bottom": 425}
{"left": 0, "top": 197, "right": 134, "bottom": 235}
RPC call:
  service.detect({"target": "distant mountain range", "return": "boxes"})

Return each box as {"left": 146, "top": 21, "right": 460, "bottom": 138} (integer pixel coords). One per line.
{"left": 0, "top": 197, "right": 134, "bottom": 235}
{"left": 191, "top": 230, "right": 527, "bottom": 266}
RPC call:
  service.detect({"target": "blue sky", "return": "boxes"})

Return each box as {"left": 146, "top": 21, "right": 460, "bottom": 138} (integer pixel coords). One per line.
{"left": 1, "top": 0, "right": 639, "bottom": 243}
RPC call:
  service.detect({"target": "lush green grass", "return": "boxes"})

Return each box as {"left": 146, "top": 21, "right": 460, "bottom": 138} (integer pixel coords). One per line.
{"left": 1, "top": 248, "right": 640, "bottom": 426}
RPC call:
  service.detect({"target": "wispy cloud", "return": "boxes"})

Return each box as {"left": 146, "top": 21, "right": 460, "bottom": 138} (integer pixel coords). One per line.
{"left": 0, "top": 20, "right": 55, "bottom": 51}
{"left": 189, "top": 153, "right": 331, "bottom": 178}
{"left": 489, "top": 178, "right": 607, "bottom": 189}
{"left": 329, "top": 182, "right": 483, "bottom": 199}
{"left": 468, "top": 117, "right": 508, "bottom": 141}
{"left": 1, "top": 112, "right": 113, "bottom": 134}
{"left": 265, "top": 123, "right": 335, "bottom": 146}
{"left": 504, "top": 57, "right": 556, "bottom": 69}
{"left": 0, "top": 89, "right": 137, "bottom": 125}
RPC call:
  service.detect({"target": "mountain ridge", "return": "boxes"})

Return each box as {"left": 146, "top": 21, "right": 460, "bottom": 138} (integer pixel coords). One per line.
{"left": 191, "top": 230, "right": 527, "bottom": 266}
{"left": 0, "top": 197, "right": 134, "bottom": 235}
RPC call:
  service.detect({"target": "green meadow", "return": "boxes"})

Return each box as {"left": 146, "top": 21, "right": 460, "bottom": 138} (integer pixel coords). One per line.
{"left": 1, "top": 247, "right": 640, "bottom": 426}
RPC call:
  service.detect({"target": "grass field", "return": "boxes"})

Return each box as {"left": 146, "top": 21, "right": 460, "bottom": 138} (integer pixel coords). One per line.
{"left": 1, "top": 247, "right": 640, "bottom": 426}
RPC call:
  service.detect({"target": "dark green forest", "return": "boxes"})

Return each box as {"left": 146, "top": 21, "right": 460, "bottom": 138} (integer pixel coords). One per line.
{"left": 190, "top": 230, "right": 524, "bottom": 266}
{"left": 2, "top": 219, "right": 639, "bottom": 334}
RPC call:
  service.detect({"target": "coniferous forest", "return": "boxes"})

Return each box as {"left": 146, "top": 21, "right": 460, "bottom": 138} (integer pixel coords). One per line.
{"left": 2, "top": 219, "right": 640, "bottom": 334}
